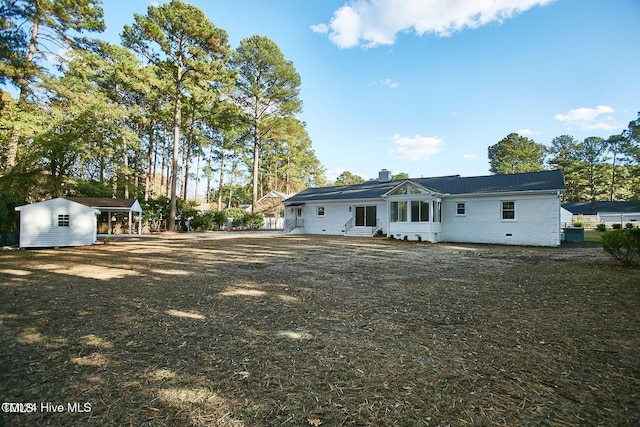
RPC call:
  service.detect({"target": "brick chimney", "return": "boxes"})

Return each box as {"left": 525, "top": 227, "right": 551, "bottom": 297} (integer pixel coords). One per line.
{"left": 378, "top": 169, "right": 392, "bottom": 183}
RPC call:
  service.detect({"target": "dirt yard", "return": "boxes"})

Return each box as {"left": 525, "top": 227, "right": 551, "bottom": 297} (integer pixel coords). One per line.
{"left": 1, "top": 234, "right": 638, "bottom": 426}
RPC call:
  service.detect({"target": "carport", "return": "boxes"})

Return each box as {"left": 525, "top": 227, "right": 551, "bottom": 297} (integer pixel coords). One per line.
{"left": 66, "top": 197, "right": 143, "bottom": 235}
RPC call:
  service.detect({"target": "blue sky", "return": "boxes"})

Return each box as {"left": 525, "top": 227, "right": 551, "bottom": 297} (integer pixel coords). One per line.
{"left": 86, "top": 0, "right": 640, "bottom": 181}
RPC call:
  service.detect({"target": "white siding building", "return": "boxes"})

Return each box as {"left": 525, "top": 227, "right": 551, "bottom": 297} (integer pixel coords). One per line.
{"left": 284, "top": 169, "right": 565, "bottom": 247}
{"left": 15, "top": 198, "right": 100, "bottom": 248}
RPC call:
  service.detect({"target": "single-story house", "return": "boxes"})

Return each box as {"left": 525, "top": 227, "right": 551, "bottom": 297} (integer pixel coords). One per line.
{"left": 283, "top": 169, "right": 566, "bottom": 247}
{"left": 561, "top": 201, "right": 640, "bottom": 227}
{"left": 66, "top": 197, "right": 143, "bottom": 235}
{"left": 254, "top": 190, "right": 291, "bottom": 229}
{"left": 15, "top": 197, "right": 101, "bottom": 248}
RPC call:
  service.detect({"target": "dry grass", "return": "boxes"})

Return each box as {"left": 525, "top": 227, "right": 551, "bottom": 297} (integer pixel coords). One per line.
{"left": 1, "top": 234, "right": 638, "bottom": 426}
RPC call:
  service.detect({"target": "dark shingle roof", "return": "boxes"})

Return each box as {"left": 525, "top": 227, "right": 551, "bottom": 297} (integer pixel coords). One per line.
{"left": 285, "top": 170, "right": 565, "bottom": 204}
{"left": 562, "top": 201, "right": 640, "bottom": 215}
{"left": 65, "top": 197, "right": 138, "bottom": 209}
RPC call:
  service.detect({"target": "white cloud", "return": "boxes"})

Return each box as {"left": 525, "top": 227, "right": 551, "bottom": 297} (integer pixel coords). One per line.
{"left": 554, "top": 105, "right": 618, "bottom": 130}
{"left": 518, "top": 128, "right": 536, "bottom": 135}
{"left": 463, "top": 153, "right": 480, "bottom": 160}
{"left": 310, "top": 23, "right": 329, "bottom": 33}
{"left": 390, "top": 134, "right": 443, "bottom": 161}
{"left": 371, "top": 78, "right": 399, "bottom": 88}
{"left": 325, "top": 166, "right": 346, "bottom": 183}
{"left": 312, "top": 0, "right": 555, "bottom": 48}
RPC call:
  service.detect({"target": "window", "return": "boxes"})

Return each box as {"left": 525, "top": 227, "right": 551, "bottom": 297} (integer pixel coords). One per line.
{"left": 410, "top": 201, "right": 430, "bottom": 222}
{"left": 58, "top": 214, "right": 70, "bottom": 227}
{"left": 390, "top": 201, "right": 407, "bottom": 222}
{"left": 297, "top": 207, "right": 303, "bottom": 216}
{"left": 456, "top": 202, "right": 466, "bottom": 216}
{"left": 317, "top": 206, "right": 325, "bottom": 217}
{"left": 502, "top": 201, "right": 515, "bottom": 220}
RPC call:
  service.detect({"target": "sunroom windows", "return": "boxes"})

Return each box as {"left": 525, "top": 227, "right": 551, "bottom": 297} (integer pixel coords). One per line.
{"left": 391, "top": 200, "right": 431, "bottom": 222}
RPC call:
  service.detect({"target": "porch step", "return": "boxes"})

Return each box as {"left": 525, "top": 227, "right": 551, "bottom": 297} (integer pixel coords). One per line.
{"left": 345, "top": 227, "right": 374, "bottom": 237}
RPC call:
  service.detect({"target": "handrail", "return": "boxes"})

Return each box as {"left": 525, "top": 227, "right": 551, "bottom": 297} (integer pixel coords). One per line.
{"left": 344, "top": 217, "right": 353, "bottom": 233}
{"left": 285, "top": 218, "right": 304, "bottom": 232}
{"left": 372, "top": 217, "right": 380, "bottom": 235}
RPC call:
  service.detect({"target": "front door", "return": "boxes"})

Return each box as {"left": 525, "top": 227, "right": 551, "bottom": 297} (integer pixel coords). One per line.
{"left": 355, "top": 206, "right": 377, "bottom": 227}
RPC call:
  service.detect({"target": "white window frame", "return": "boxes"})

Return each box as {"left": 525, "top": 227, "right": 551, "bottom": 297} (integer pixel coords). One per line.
{"left": 456, "top": 202, "right": 466, "bottom": 216}
{"left": 57, "top": 214, "right": 70, "bottom": 227}
{"left": 501, "top": 201, "right": 516, "bottom": 221}
{"left": 316, "top": 206, "right": 325, "bottom": 217}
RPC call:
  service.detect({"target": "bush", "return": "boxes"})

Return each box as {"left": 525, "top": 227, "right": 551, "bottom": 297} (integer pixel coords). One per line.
{"left": 213, "top": 210, "right": 228, "bottom": 229}
{"left": 601, "top": 229, "right": 640, "bottom": 266}
{"left": 189, "top": 211, "right": 214, "bottom": 231}
{"left": 226, "top": 208, "right": 246, "bottom": 228}
{"left": 625, "top": 222, "right": 635, "bottom": 229}
{"left": 612, "top": 223, "right": 622, "bottom": 230}
{"left": 596, "top": 223, "right": 606, "bottom": 232}
{"left": 243, "top": 213, "right": 264, "bottom": 229}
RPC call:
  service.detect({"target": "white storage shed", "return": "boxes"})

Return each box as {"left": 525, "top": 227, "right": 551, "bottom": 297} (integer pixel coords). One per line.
{"left": 15, "top": 197, "right": 100, "bottom": 248}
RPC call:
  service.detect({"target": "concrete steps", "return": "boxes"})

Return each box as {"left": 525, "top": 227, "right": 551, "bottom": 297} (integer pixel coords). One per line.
{"left": 345, "top": 227, "right": 374, "bottom": 237}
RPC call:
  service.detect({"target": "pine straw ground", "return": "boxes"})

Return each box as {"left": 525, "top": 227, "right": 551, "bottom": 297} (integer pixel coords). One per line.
{"left": 0, "top": 234, "right": 638, "bottom": 427}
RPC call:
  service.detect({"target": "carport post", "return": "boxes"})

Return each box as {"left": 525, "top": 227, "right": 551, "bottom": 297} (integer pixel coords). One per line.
{"left": 128, "top": 210, "right": 133, "bottom": 234}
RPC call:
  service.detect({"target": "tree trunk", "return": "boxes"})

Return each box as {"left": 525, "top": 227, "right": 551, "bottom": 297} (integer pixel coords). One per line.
{"left": 610, "top": 152, "right": 617, "bottom": 202}
{"left": 168, "top": 56, "right": 185, "bottom": 231}
{"left": 160, "top": 126, "right": 167, "bottom": 192}
{"left": 206, "top": 144, "right": 213, "bottom": 204}
{"left": 169, "top": 76, "right": 182, "bottom": 231}
{"left": 217, "top": 148, "right": 226, "bottom": 211}
{"left": 145, "top": 116, "right": 156, "bottom": 201}
{"left": 252, "top": 137, "right": 260, "bottom": 213}
{"left": 182, "top": 142, "right": 190, "bottom": 200}
{"left": 194, "top": 151, "right": 200, "bottom": 204}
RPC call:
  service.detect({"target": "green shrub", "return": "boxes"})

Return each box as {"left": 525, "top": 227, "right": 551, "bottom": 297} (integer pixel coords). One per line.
{"left": 213, "top": 210, "right": 228, "bottom": 229}
{"left": 243, "top": 213, "right": 264, "bottom": 229}
{"left": 601, "top": 229, "right": 640, "bottom": 266}
{"left": 596, "top": 223, "right": 606, "bottom": 232}
{"left": 612, "top": 223, "right": 622, "bottom": 230}
{"left": 572, "top": 220, "right": 583, "bottom": 228}
{"left": 189, "top": 211, "right": 214, "bottom": 231}
{"left": 226, "top": 208, "right": 246, "bottom": 228}
{"left": 625, "top": 222, "right": 635, "bottom": 229}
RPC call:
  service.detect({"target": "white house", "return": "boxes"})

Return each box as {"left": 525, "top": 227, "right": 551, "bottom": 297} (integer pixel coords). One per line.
{"left": 15, "top": 198, "right": 101, "bottom": 248}
{"left": 284, "top": 169, "right": 566, "bottom": 247}
{"left": 562, "top": 201, "right": 640, "bottom": 227}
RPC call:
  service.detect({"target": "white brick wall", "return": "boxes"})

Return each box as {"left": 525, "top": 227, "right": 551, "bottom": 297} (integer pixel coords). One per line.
{"left": 286, "top": 200, "right": 387, "bottom": 235}
{"left": 441, "top": 193, "right": 561, "bottom": 246}
{"left": 286, "top": 192, "right": 562, "bottom": 247}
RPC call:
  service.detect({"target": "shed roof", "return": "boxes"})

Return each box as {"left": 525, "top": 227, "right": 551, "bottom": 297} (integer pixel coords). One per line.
{"left": 562, "top": 201, "right": 640, "bottom": 215}
{"left": 15, "top": 197, "right": 101, "bottom": 214}
{"left": 65, "top": 197, "right": 142, "bottom": 213}
{"left": 284, "top": 169, "right": 565, "bottom": 204}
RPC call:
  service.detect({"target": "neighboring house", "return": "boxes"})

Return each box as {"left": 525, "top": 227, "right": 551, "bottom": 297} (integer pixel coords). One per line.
{"left": 15, "top": 198, "right": 101, "bottom": 248}
{"left": 66, "top": 197, "right": 143, "bottom": 235}
{"left": 562, "top": 201, "right": 640, "bottom": 227}
{"left": 284, "top": 169, "right": 565, "bottom": 247}
{"left": 254, "top": 190, "right": 291, "bottom": 229}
